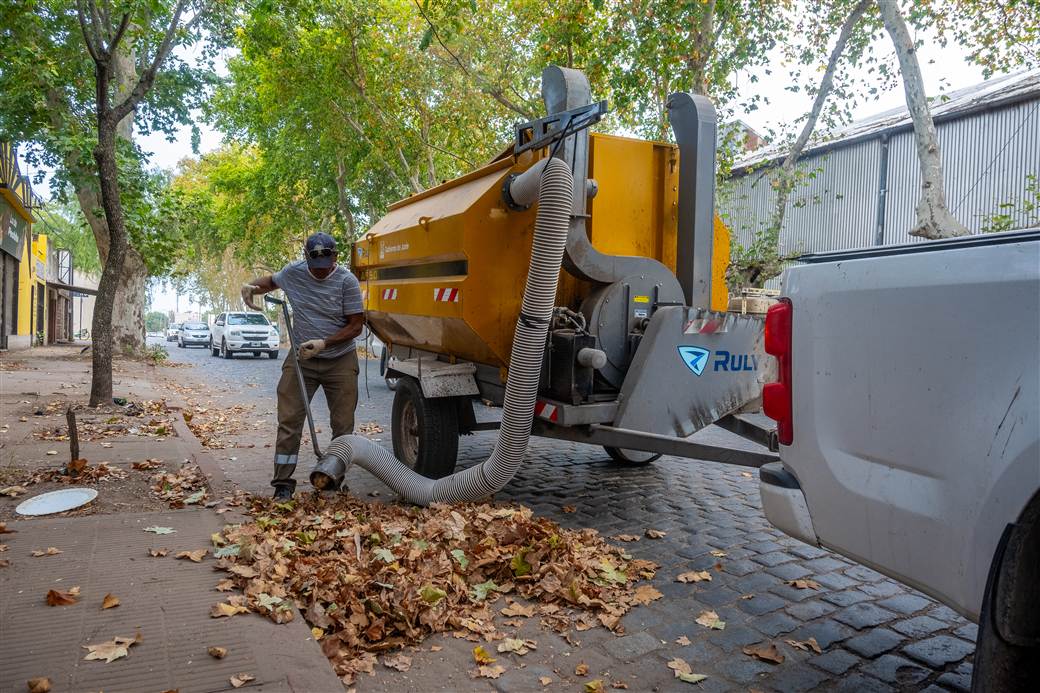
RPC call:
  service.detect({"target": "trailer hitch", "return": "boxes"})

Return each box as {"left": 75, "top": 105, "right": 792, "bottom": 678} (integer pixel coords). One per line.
{"left": 513, "top": 101, "right": 608, "bottom": 156}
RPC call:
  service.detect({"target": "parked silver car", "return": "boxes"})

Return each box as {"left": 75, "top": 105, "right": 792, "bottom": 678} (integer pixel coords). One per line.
{"left": 177, "top": 321, "right": 210, "bottom": 348}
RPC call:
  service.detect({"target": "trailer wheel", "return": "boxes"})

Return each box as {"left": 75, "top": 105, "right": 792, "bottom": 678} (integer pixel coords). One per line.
{"left": 604, "top": 447, "right": 661, "bottom": 465}
{"left": 392, "top": 377, "right": 459, "bottom": 479}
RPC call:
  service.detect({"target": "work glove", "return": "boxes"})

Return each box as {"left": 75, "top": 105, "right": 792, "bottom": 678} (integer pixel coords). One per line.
{"left": 241, "top": 283, "right": 260, "bottom": 310}
{"left": 298, "top": 339, "right": 326, "bottom": 360}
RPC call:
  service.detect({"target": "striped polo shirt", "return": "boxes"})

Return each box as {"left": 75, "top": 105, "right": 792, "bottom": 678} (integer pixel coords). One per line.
{"left": 272, "top": 260, "right": 363, "bottom": 359}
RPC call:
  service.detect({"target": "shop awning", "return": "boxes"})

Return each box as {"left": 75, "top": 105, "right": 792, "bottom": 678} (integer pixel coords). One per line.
{"left": 47, "top": 280, "right": 97, "bottom": 296}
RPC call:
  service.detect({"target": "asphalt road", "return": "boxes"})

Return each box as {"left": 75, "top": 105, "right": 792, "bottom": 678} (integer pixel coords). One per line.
{"left": 154, "top": 335, "right": 976, "bottom": 692}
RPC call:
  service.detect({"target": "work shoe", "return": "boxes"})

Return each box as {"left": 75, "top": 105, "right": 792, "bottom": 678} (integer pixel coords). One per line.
{"left": 272, "top": 486, "right": 293, "bottom": 501}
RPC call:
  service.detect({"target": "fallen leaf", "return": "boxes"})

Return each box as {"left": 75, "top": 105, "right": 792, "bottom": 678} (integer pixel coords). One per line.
{"left": 497, "top": 638, "right": 537, "bottom": 655}
{"left": 645, "top": 529, "right": 667, "bottom": 539}
{"left": 1, "top": 486, "right": 28, "bottom": 497}
{"left": 695, "top": 610, "right": 725, "bottom": 630}
{"left": 46, "top": 588, "right": 80, "bottom": 606}
{"left": 667, "top": 658, "right": 708, "bottom": 684}
{"left": 27, "top": 677, "right": 51, "bottom": 693}
{"left": 430, "top": 645, "right": 442, "bottom": 652}
{"left": 82, "top": 634, "right": 140, "bottom": 663}
{"left": 575, "top": 662, "right": 590, "bottom": 676}
{"left": 208, "top": 646, "right": 228, "bottom": 659}
{"left": 311, "top": 628, "right": 324, "bottom": 641}
{"left": 228, "top": 564, "right": 257, "bottom": 578}
{"left": 742, "top": 642, "right": 785, "bottom": 664}
{"left": 500, "top": 600, "right": 536, "bottom": 618}
{"left": 785, "top": 637, "right": 822, "bottom": 654}
{"left": 211, "top": 602, "right": 249, "bottom": 618}
{"left": 420, "top": 584, "right": 446, "bottom": 604}
{"left": 0, "top": 559, "right": 9, "bottom": 568}
{"left": 473, "top": 664, "right": 505, "bottom": 679}
{"left": 383, "top": 653, "right": 412, "bottom": 671}
{"left": 632, "top": 584, "right": 664, "bottom": 605}
{"left": 143, "top": 526, "right": 176, "bottom": 535}
{"left": 585, "top": 680, "right": 605, "bottom": 693}
{"left": 215, "top": 579, "right": 235, "bottom": 592}
{"left": 676, "top": 571, "right": 711, "bottom": 583}
{"left": 100, "top": 442, "right": 113, "bottom": 448}
{"left": 148, "top": 548, "right": 169, "bottom": 557}
{"left": 709, "top": 550, "right": 727, "bottom": 558}
{"left": 612, "top": 681, "right": 629, "bottom": 690}
{"left": 741, "top": 471, "right": 753, "bottom": 478}
{"left": 101, "top": 594, "right": 120, "bottom": 609}
{"left": 46, "top": 450, "right": 58, "bottom": 455}
{"left": 676, "top": 635, "right": 691, "bottom": 646}
{"left": 175, "top": 549, "right": 207, "bottom": 563}
{"left": 184, "top": 489, "right": 206, "bottom": 505}
{"left": 787, "top": 579, "right": 821, "bottom": 590}
{"left": 612, "top": 534, "right": 640, "bottom": 542}
{"left": 472, "top": 645, "right": 495, "bottom": 665}
{"left": 0, "top": 522, "right": 16, "bottom": 534}
{"left": 31, "top": 547, "right": 62, "bottom": 557}
{"left": 230, "top": 672, "right": 255, "bottom": 688}
{"left": 539, "top": 676, "right": 552, "bottom": 686}
{"left": 561, "top": 506, "right": 576, "bottom": 513}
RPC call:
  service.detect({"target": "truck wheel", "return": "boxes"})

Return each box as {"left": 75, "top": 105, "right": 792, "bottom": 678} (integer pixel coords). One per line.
{"left": 604, "top": 447, "right": 661, "bottom": 465}
{"left": 268, "top": 350, "right": 279, "bottom": 359}
{"left": 391, "top": 377, "right": 459, "bottom": 479}
{"left": 221, "top": 339, "right": 233, "bottom": 359}
{"left": 210, "top": 340, "right": 219, "bottom": 356}
{"left": 972, "top": 492, "right": 1040, "bottom": 692}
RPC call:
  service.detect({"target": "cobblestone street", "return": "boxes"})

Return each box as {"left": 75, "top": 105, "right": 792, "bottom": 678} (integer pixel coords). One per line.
{"left": 159, "top": 339, "right": 976, "bottom": 691}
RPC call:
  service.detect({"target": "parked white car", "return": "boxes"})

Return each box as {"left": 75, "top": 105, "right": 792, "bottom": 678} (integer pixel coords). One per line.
{"left": 210, "top": 312, "right": 280, "bottom": 359}
{"left": 177, "top": 321, "right": 210, "bottom": 348}
{"left": 165, "top": 323, "right": 181, "bottom": 342}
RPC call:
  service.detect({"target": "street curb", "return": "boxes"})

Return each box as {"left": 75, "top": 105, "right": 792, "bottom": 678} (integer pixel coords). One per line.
{"left": 169, "top": 414, "right": 235, "bottom": 497}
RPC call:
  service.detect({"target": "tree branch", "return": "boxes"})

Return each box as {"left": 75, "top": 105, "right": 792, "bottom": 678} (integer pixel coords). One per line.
{"left": 76, "top": 1, "right": 102, "bottom": 64}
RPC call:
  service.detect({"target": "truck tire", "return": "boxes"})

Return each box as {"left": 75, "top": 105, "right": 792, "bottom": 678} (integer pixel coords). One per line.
{"left": 972, "top": 492, "right": 1040, "bottom": 692}
{"left": 210, "top": 340, "right": 219, "bottom": 356}
{"left": 391, "top": 377, "right": 458, "bottom": 479}
{"left": 604, "top": 447, "right": 661, "bottom": 465}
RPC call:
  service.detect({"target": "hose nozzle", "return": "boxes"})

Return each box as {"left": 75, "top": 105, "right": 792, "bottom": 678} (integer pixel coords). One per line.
{"left": 309, "top": 454, "right": 347, "bottom": 491}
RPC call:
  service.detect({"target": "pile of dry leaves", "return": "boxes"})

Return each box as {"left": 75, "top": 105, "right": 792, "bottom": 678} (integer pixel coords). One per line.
{"left": 25, "top": 460, "right": 128, "bottom": 485}
{"left": 214, "top": 495, "right": 656, "bottom": 683}
{"left": 183, "top": 405, "right": 262, "bottom": 449}
{"left": 33, "top": 400, "right": 174, "bottom": 442}
{"left": 150, "top": 462, "right": 209, "bottom": 508}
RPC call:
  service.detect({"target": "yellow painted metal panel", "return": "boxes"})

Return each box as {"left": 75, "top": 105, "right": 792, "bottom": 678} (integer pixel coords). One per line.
{"left": 711, "top": 216, "right": 731, "bottom": 312}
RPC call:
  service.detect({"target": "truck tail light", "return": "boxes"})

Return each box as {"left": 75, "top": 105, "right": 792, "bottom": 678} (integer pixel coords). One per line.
{"left": 763, "top": 298, "right": 793, "bottom": 445}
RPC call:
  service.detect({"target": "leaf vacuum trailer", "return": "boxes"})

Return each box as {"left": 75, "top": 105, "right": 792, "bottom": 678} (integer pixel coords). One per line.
{"left": 313, "top": 66, "right": 779, "bottom": 503}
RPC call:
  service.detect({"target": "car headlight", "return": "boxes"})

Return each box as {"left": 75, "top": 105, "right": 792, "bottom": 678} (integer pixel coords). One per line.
{"left": 229, "top": 329, "right": 241, "bottom": 337}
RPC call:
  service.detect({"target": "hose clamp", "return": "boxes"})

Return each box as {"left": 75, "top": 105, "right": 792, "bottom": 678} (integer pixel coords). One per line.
{"left": 501, "top": 174, "right": 531, "bottom": 212}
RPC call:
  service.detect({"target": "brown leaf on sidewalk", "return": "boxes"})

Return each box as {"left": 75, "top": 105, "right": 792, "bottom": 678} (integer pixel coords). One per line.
{"left": 1, "top": 485, "right": 28, "bottom": 497}
{"left": 148, "top": 548, "right": 169, "bottom": 557}
{"left": 0, "top": 522, "right": 16, "bottom": 534}
{"left": 611, "top": 681, "right": 629, "bottom": 690}
{"left": 0, "top": 559, "right": 9, "bottom": 568}
{"left": 575, "top": 662, "right": 590, "bottom": 676}
{"left": 562, "top": 506, "right": 576, "bottom": 513}
{"left": 500, "top": 600, "right": 536, "bottom": 618}
{"left": 46, "top": 588, "right": 80, "bottom": 606}
{"left": 645, "top": 529, "right": 667, "bottom": 539}
{"left": 497, "top": 638, "right": 537, "bottom": 655}
{"left": 585, "top": 680, "right": 605, "bottom": 693}
{"left": 612, "top": 534, "right": 640, "bottom": 542}
{"left": 709, "top": 550, "right": 727, "bottom": 558}
{"left": 539, "top": 676, "right": 552, "bottom": 686}
{"left": 695, "top": 610, "right": 726, "bottom": 630}
{"left": 742, "top": 642, "right": 785, "bottom": 664}
{"left": 215, "top": 579, "right": 235, "bottom": 592}
{"left": 175, "top": 549, "right": 207, "bottom": 563}
{"left": 632, "top": 585, "right": 663, "bottom": 605}
{"left": 785, "top": 637, "right": 822, "bottom": 654}
{"left": 786, "top": 579, "right": 821, "bottom": 590}
{"left": 229, "top": 672, "right": 255, "bottom": 688}
{"left": 676, "top": 570, "right": 711, "bottom": 583}
{"left": 27, "top": 677, "right": 51, "bottom": 693}
{"left": 82, "top": 634, "right": 140, "bottom": 663}
{"left": 383, "top": 653, "right": 412, "bottom": 671}
{"left": 31, "top": 547, "right": 62, "bottom": 557}
{"left": 676, "top": 635, "right": 691, "bottom": 646}
{"left": 208, "top": 646, "right": 228, "bottom": 659}
{"left": 471, "top": 664, "right": 505, "bottom": 679}
{"left": 210, "top": 601, "right": 249, "bottom": 618}
{"left": 131, "top": 459, "right": 163, "bottom": 470}
{"left": 101, "top": 594, "right": 120, "bottom": 610}
{"left": 667, "top": 658, "right": 708, "bottom": 684}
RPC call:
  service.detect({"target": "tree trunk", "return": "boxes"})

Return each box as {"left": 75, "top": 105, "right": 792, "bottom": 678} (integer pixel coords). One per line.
{"left": 770, "top": 0, "right": 870, "bottom": 237}
{"left": 878, "top": 0, "right": 970, "bottom": 239}
{"left": 89, "top": 122, "right": 130, "bottom": 406}
{"left": 113, "top": 249, "right": 147, "bottom": 352}
{"left": 686, "top": 0, "right": 717, "bottom": 96}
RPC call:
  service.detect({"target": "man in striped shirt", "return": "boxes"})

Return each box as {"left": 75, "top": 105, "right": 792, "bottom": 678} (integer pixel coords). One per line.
{"left": 242, "top": 232, "right": 365, "bottom": 500}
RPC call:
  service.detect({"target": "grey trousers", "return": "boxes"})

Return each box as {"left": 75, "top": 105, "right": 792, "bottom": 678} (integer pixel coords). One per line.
{"left": 271, "top": 349, "right": 359, "bottom": 490}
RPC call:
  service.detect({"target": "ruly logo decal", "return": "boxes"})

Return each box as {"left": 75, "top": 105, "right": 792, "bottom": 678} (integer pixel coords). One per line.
{"left": 679, "top": 347, "right": 758, "bottom": 375}
{"left": 678, "top": 346, "right": 710, "bottom": 376}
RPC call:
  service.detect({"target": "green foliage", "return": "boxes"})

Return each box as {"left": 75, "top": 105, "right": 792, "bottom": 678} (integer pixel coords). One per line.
{"left": 982, "top": 174, "right": 1040, "bottom": 234}
{"left": 146, "top": 344, "right": 169, "bottom": 365}
{"left": 145, "top": 311, "right": 169, "bottom": 333}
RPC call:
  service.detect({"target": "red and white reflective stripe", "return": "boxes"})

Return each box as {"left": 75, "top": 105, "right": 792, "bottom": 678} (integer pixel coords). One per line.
{"left": 534, "top": 401, "right": 559, "bottom": 422}
{"left": 381, "top": 288, "right": 398, "bottom": 300}
{"left": 433, "top": 287, "right": 460, "bottom": 302}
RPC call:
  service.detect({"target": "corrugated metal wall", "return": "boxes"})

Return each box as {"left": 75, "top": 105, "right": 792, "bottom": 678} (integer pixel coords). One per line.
{"left": 720, "top": 96, "right": 1040, "bottom": 255}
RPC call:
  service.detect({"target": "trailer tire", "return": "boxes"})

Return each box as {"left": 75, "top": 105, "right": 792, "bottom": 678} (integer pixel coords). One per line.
{"left": 392, "top": 377, "right": 459, "bottom": 479}
{"left": 604, "top": 447, "right": 661, "bottom": 465}
{"left": 972, "top": 491, "right": 1040, "bottom": 692}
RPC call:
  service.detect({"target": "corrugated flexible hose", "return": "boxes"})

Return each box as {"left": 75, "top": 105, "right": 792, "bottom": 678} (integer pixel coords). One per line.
{"left": 320, "top": 157, "right": 573, "bottom": 505}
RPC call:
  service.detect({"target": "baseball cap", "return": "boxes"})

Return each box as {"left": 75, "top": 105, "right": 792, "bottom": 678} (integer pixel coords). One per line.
{"left": 305, "top": 232, "right": 338, "bottom": 269}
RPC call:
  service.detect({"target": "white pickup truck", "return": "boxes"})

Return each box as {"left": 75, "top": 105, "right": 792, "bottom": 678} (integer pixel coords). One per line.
{"left": 759, "top": 229, "right": 1039, "bottom": 690}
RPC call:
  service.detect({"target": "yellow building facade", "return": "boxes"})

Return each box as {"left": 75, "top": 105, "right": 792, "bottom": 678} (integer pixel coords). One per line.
{"left": 1, "top": 140, "right": 44, "bottom": 350}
